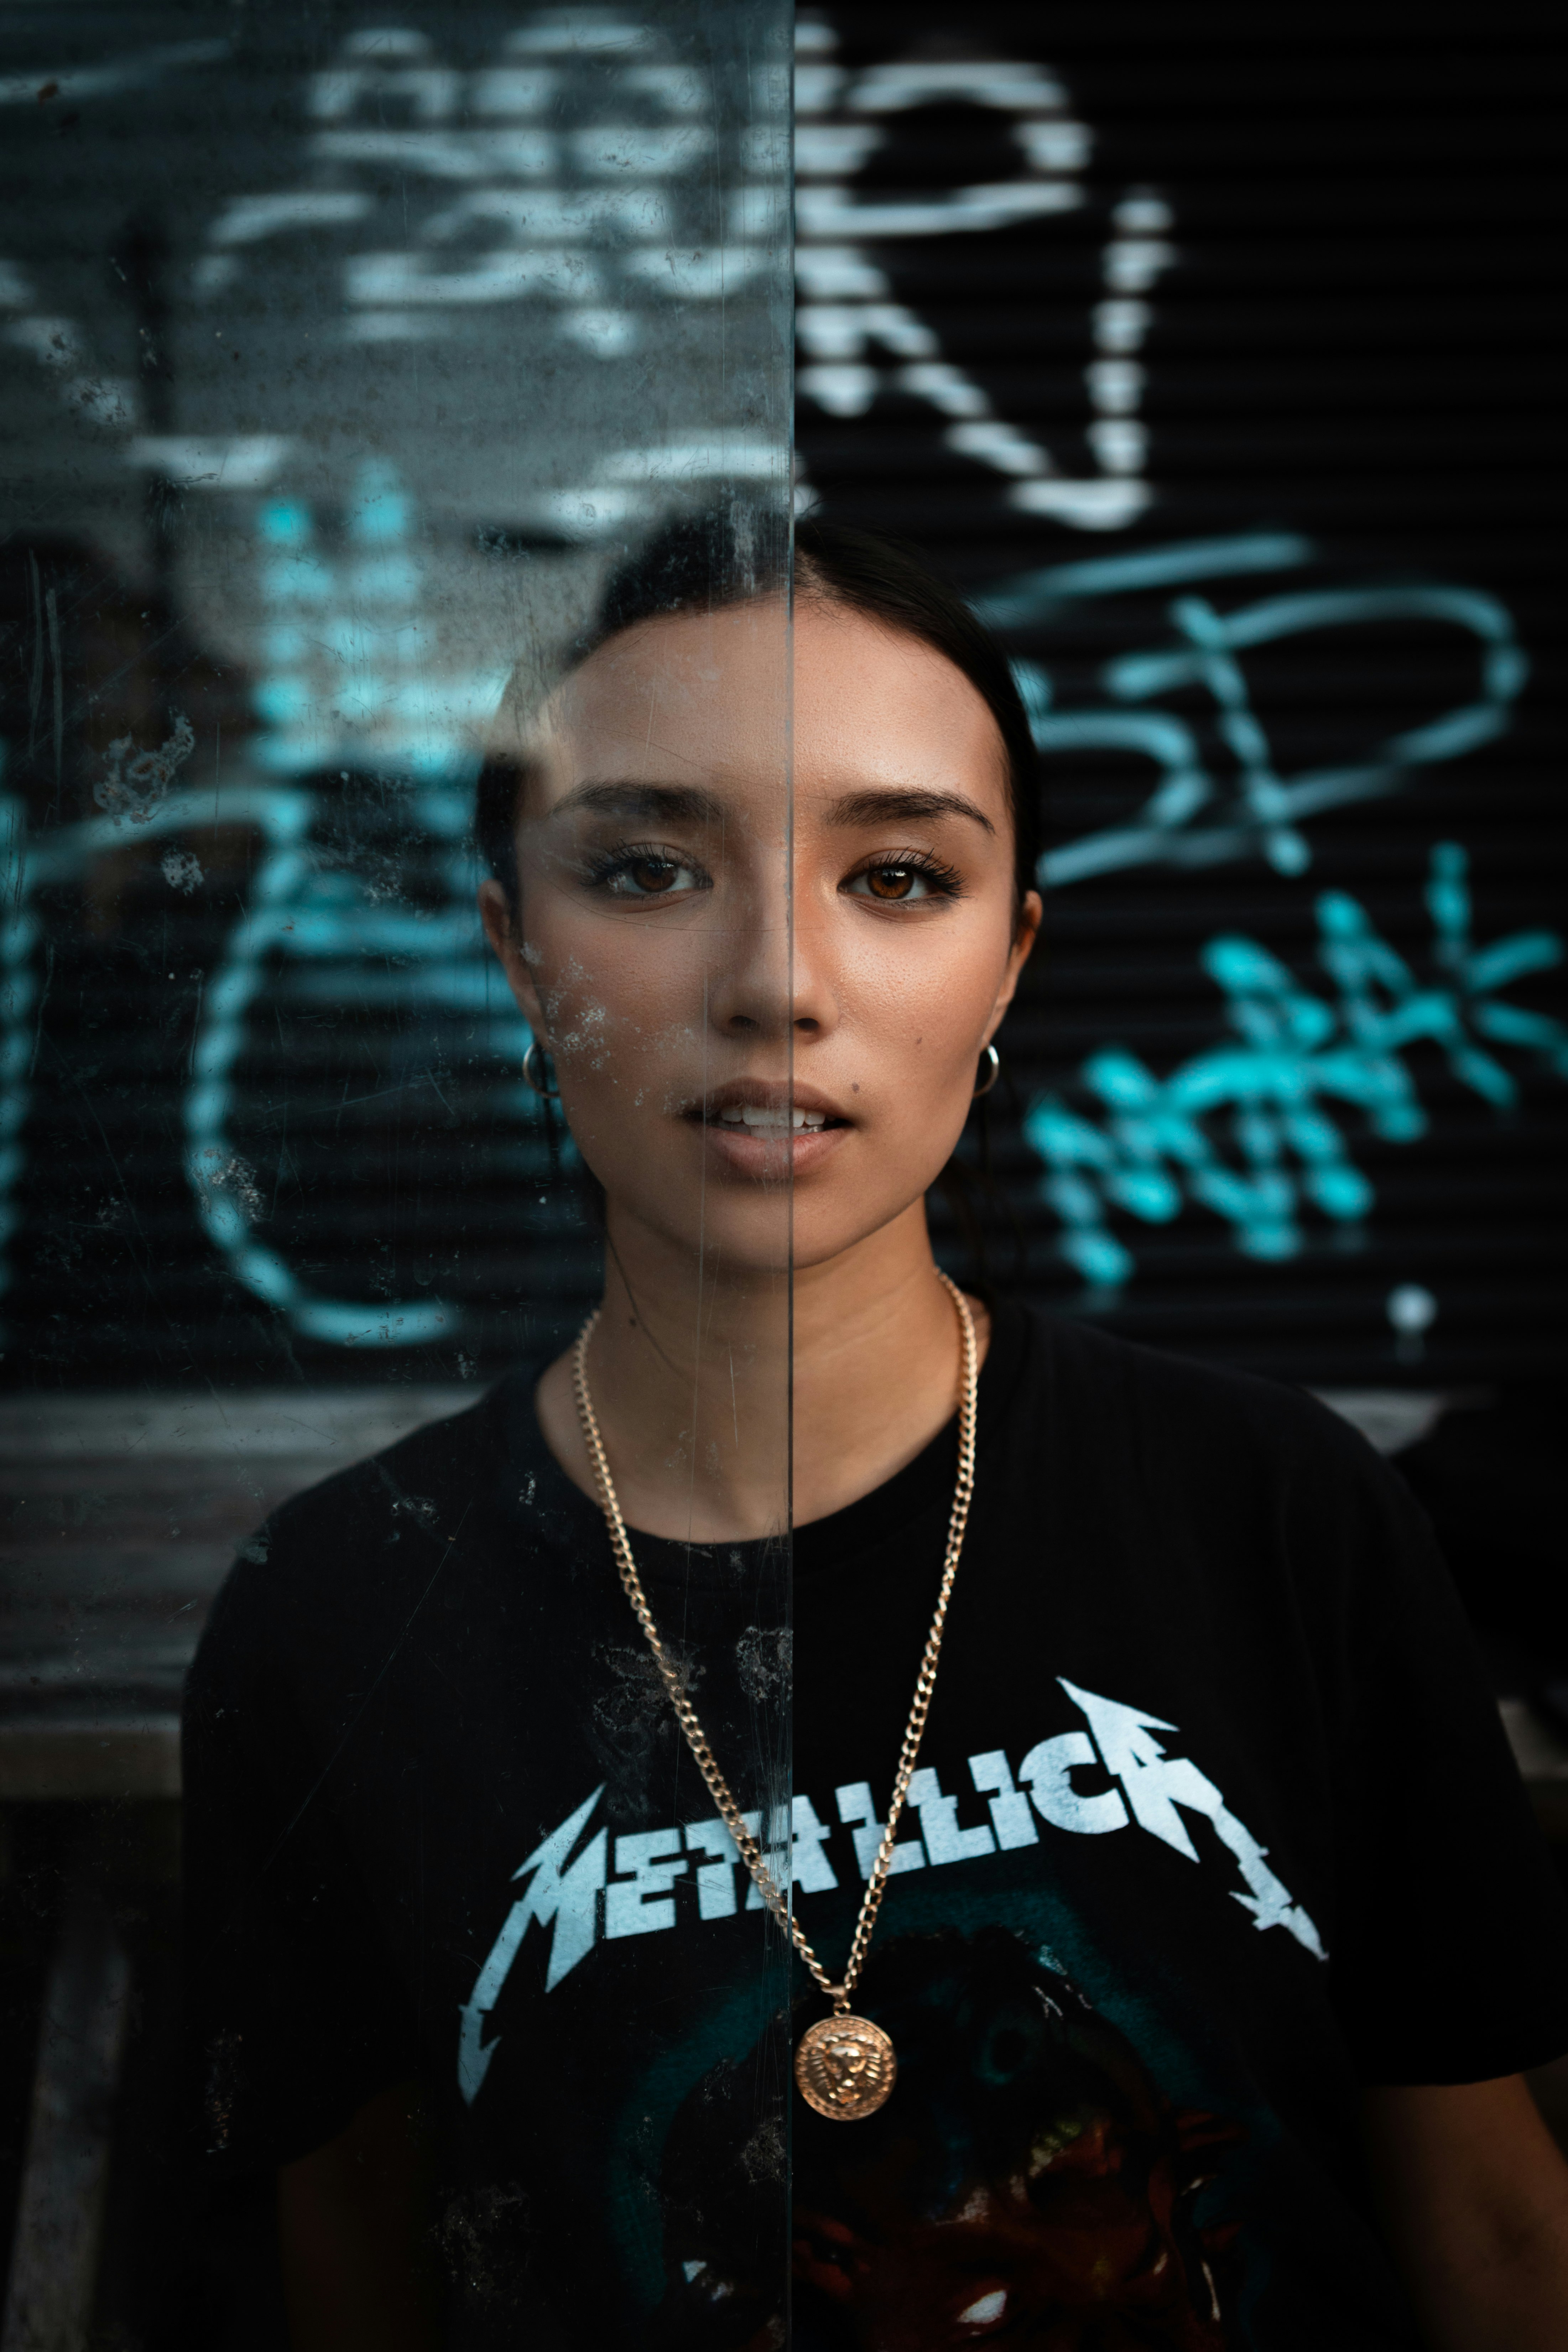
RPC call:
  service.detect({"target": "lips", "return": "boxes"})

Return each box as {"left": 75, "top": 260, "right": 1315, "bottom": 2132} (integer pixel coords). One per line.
{"left": 685, "top": 1079, "right": 851, "bottom": 1177}
{"left": 688, "top": 1079, "right": 849, "bottom": 1130}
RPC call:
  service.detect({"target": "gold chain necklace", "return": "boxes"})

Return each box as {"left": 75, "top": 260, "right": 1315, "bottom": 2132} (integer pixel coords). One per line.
{"left": 571, "top": 1269, "right": 978, "bottom": 2122}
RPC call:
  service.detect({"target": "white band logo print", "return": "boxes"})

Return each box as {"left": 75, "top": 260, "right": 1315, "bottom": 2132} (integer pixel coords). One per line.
{"left": 457, "top": 1674, "right": 1324, "bottom": 2103}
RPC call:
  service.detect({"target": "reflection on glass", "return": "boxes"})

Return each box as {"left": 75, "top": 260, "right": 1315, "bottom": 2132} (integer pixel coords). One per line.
{"left": 1, "top": 7, "right": 791, "bottom": 2345}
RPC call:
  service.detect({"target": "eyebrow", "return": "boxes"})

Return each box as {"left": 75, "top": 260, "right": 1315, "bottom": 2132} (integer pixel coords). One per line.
{"left": 551, "top": 781, "right": 728, "bottom": 825}
{"left": 824, "top": 787, "right": 996, "bottom": 836}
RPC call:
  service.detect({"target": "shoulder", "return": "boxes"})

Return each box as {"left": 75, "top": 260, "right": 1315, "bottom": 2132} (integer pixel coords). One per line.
{"left": 1028, "top": 1305, "right": 1352, "bottom": 1442}
{"left": 267, "top": 1375, "right": 522, "bottom": 1561}
{"left": 1020, "top": 1303, "right": 1430, "bottom": 1543}
{"left": 1011, "top": 1309, "right": 1468, "bottom": 1708}
{"left": 189, "top": 1373, "right": 535, "bottom": 1699}
{"left": 271, "top": 1377, "right": 516, "bottom": 1546}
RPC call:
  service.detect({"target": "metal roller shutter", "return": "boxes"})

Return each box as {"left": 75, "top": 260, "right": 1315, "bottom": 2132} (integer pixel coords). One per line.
{"left": 797, "top": 3, "right": 1566, "bottom": 1385}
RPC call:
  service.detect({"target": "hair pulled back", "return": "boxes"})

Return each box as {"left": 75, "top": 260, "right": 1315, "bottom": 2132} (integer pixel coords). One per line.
{"left": 474, "top": 510, "right": 1040, "bottom": 912}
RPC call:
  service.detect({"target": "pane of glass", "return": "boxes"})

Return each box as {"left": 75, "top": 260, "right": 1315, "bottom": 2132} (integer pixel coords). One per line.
{"left": 0, "top": 7, "right": 792, "bottom": 2344}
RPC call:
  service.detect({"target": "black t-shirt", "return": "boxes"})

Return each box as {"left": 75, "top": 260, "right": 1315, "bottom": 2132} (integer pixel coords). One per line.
{"left": 182, "top": 1302, "right": 1568, "bottom": 2349}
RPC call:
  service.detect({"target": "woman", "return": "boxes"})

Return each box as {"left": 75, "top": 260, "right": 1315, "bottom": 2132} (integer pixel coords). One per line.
{"left": 184, "top": 518, "right": 1568, "bottom": 2350}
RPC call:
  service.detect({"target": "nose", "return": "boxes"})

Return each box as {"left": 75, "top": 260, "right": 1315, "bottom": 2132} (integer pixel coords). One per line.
{"left": 787, "top": 894, "right": 839, "bottom": 1044}
{"left": 702, "top": 873, "right": 840, "bottom": 1045}
{"left": 703, "top": 866, "right": 792, "bottom": 1041}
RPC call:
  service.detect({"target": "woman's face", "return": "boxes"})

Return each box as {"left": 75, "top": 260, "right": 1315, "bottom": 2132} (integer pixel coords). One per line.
{"left": 479, "top": 594, "right": 1040, "bottom": 1277}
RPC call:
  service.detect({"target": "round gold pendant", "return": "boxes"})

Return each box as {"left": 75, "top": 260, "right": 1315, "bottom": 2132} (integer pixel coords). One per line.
{"left": 794, "top": 2012, "right": 897, "bottom": 2121}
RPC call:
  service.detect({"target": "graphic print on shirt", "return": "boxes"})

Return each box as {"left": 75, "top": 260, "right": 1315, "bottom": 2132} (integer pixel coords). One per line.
{"left": 657, "top": 1924, "right": 1246, "bottom": 2350}
{"left": 457, "top": 1675, "right": 1323, "bottom": 2104}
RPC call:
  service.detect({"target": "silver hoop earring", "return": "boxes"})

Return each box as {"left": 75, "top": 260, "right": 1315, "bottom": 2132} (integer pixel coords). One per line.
{"left": 974, "top": 1043, "right": 1001, "bottom": 1098}
{"left": 522, "top": 1040, "right": 560, "bottom": 1098}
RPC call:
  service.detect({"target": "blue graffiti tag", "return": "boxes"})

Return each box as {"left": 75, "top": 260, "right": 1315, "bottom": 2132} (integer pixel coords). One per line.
{"left": 980, "top": 531, "right": 1548, "bottom": 1287}
{"left": 1025, "top": 845, "right": 1568, "bottom": 1288}
{"left": 0, "top": 466, "right": 548, "bottom": 1345}
{"left": 0, "top": 513, "right": 1551, "bottom": 1339}
{"left": 976, "top": 534, "right": 1528, "bottom": 887}
{"left": 0, "top": 781, "right": 542, "bottom": 1343}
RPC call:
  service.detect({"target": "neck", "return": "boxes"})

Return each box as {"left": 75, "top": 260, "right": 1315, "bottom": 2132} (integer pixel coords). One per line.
{"left": 537, "top": 1197, "right": 981, "bottom": 1542}
{"left": 792, "top": 1207, "right": 980, "bottom": 1524}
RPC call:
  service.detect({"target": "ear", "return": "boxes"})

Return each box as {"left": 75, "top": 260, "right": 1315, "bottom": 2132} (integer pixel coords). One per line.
{"left": 478, "top": 878, "right": 548, "bottom": 1037}
{"left": 983, "top": 887, "right": 1042, "bottom": 1049}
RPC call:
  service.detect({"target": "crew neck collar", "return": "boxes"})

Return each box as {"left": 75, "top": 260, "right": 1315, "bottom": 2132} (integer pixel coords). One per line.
{"left": 500, "top": 1292, "right": 1033, "bottom": 1595}
{"left": 789, "top": 1290, "right": 1030, "bottom": 1582}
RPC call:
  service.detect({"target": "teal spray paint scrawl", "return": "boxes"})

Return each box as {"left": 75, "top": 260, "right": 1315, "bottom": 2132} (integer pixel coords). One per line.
{"left": 1025, "top": 846, "right": 1568, "bottom": 1289}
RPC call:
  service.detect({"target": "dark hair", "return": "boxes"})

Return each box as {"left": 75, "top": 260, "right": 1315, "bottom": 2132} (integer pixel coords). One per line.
{"left": 474, "top": 509, "right": 1039, "bottom": 914}
{"left": 796, "top": 518, "right": 1039, "bottom": 906}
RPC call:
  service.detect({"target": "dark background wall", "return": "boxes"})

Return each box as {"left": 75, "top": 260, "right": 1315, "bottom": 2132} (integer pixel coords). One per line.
{"left": 0, "top": 3, "right": 783, "bottom": 1387}
{"left": 0, "top": 1, "right": 1562, "bottom": 1392}
{"left": 799, "top": 1, "right": 1566, "bottom": 1389}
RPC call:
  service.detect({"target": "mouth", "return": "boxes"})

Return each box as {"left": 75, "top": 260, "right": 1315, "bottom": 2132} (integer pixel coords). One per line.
{"left": 714, "top": 1102, "right": 829, "bottom": 1132}
{"left": 684, "top": 1081, "right": 851, "bottom": 1175}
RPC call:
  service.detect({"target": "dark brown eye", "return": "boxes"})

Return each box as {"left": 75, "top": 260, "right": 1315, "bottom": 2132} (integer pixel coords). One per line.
{"left": 844, "top": 859, "right": 954, "bottom": 905}
{"left": 597, "top": 848, "right": 705, "bottom": 898}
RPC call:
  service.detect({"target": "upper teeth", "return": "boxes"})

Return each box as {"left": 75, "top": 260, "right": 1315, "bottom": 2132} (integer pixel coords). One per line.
{"left": 718, "top": 1105, "right": 826, "bottom": 1130}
